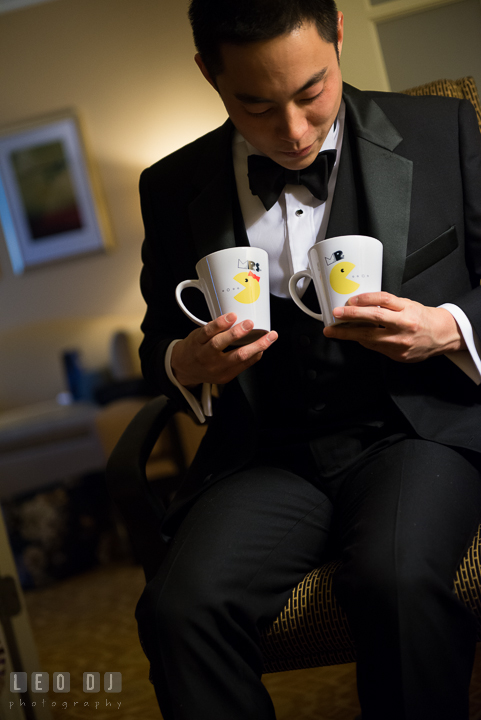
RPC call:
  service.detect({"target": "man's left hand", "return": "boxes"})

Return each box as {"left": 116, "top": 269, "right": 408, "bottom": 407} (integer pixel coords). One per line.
{"left": 323, "top": 292, "right": 467, "bottom": 363}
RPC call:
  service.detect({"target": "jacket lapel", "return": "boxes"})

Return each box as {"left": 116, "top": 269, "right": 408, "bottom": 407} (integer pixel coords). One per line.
{"left": 188, "top": 120, "right": 239, "bottom": 259}
{"left": 342, "top": 83, "right": 413, "bottom": 297}
{"left": 326, "top": 115, "right": 362, "bottom": 238}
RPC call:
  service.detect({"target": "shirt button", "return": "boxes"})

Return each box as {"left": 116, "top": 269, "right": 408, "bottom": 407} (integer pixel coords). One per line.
{"left": 306, "top": 369, "right": 317, "bottom": 381}
{"left": 299, "top": 335, "right": 311, "bottom": 347}
{"left": 295, "top": 209, "right": 303, "bottom": 217}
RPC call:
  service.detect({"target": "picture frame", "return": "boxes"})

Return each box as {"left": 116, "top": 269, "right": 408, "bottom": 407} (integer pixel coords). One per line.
{"left": 0, "top": 110, "right": 112, "bottom": 274}
{"left": 0, "top": 0, "right": 58, "bottom": 15}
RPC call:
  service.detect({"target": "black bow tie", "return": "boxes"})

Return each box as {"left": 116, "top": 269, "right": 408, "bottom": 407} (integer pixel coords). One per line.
{"left": 247, "top": 149, "right": 337, "bottom": 211}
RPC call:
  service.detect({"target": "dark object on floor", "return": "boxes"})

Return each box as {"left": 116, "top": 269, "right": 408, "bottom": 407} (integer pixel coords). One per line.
{"left": 2, "top": 471, "right": 127, "bottom": 589}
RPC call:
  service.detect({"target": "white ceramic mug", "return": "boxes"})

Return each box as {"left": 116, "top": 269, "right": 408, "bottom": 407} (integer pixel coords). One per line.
{"left": 175, "top": 247, "right": 270, "bottom": 344}
{"left": 289, "top": 235, "right": 383, "bottom": 326}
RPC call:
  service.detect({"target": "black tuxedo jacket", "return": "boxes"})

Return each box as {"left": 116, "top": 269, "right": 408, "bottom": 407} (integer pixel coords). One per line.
{"left": 139, "top": 83, "right": 481, "bottom": 527}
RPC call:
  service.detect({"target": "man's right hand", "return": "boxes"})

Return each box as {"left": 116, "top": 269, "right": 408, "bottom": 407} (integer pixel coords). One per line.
{"left": 170, "top": 313, "right": 278, "bottom": 389}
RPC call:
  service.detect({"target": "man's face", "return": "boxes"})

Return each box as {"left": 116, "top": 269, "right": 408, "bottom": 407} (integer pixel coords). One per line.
{"left": 196, "top": 16, "right": 344, "bottom": 170}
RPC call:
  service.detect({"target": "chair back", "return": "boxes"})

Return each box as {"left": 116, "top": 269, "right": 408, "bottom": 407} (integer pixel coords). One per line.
{"left": 402, "top": 76, "right": 481, "bottom": 132}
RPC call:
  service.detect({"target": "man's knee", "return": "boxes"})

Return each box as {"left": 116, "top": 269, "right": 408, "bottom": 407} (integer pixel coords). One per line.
{"left": 334, "top": 549, "right": 438, "bottom": 616}
{"left": 137, "top": 571, "right": 230, "bottom": 651}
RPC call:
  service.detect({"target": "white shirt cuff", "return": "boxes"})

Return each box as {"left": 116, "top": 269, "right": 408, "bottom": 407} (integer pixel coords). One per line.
{"left": 164, "top": 340, "right": 213, "bottom": 423}
{"left": 439, "top": 303, "right": 481, "bottom": 385}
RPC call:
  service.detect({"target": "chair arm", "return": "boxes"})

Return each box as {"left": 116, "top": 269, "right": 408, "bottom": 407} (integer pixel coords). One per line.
{"left": 106, "top": 395, "right": 180, "bottom": 581}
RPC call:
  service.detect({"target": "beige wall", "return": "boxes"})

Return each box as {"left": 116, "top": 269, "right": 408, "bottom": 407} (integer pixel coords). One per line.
{"left": 339, "top": 0, "right": 390, "bottom": 91}
{"left": 0, "top": 0, "right": 228, "bottom": 337}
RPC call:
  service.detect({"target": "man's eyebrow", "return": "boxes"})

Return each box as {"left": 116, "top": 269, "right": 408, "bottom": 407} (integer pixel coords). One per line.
{"left": 297, "top": 68, "right": 328, "bottom": 94}
{"left": 234, "top": 68, "right": 328, "bottom": 104}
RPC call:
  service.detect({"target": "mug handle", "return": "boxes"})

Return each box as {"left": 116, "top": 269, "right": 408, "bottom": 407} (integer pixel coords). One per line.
{"left": 175, "top": 279, "right": 208, "bottom": 326}
{"left": 288, "top": 270, "right": 324, "bottom": 321}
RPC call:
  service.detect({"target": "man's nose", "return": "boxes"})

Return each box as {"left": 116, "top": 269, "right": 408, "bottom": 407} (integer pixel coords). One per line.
{"left": 277, "top": 107, "right": 308, "bottom": 143}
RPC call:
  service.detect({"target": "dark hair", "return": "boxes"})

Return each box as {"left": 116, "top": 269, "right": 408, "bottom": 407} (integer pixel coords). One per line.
{"left": 188, "top": 0, "right": 339, "bottom": 78}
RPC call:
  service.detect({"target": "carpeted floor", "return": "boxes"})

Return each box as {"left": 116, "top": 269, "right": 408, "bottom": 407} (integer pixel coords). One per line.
{"left": 19, "top": 562, "right": 481, "bottom": 719}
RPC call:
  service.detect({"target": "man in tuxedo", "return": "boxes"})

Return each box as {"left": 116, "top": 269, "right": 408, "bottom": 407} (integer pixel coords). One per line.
{"left": 136, "top": 1, "right": 481, "bottom": 718}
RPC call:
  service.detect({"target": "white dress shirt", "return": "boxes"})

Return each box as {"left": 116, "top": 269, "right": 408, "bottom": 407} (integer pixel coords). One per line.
{"left": 166, "top": 101, "right": 481, "bottom": 422}
{"left": 233, "top": 101, "right": 345, "bottom": 298}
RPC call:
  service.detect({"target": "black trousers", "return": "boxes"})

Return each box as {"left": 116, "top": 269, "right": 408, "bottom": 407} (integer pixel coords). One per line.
{"left": 136, "top": 437, "right": 481, "bottom": 720}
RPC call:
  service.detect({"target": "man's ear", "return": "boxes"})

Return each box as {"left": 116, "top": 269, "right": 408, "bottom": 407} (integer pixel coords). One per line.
{"left": 337, "top": 11, "right": 344, "bottom": 58}
{"left": 194, "top": 53, "right": 217, "bottom": 90}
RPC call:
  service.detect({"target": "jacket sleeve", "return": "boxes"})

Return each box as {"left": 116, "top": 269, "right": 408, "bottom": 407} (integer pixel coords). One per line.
{"left": 451, "top": 99, "right": 481, "bottom": 338}
{"left": 138, "top": 165, "right": 202, "bottom": 409}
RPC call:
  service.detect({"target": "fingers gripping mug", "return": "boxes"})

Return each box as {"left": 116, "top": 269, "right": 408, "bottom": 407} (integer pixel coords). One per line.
{"left": 175, "top": 247, "right": 270, "bottom": 344}
{"left": 289, "top": 235, "right": 383, "bottom": 326}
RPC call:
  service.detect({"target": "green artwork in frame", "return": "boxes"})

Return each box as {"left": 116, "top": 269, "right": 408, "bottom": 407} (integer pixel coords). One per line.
{"left": 10, "top": 140, "right": 83, "bottom": 241}
{"left": 0, "top": 111, "right": 112, "bottom": 274}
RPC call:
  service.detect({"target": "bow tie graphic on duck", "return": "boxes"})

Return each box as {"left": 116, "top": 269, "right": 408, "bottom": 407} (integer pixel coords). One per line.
{"left": 220, "top": 259, "right": 262, "bottom": 304}
{"left": 325, "top": 250, "right": 361, "bottom": 295}
{"left": 175, "top": 248, "right": 270, "bottom": 335}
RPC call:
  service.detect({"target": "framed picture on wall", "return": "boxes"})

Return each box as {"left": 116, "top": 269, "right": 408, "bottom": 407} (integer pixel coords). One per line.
{"left": 0, "top": 110, "right": 113, "bottom": 274}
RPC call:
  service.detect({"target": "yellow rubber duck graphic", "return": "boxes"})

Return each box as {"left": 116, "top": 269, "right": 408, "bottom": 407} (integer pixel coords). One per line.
{"left": 329, "top": 262, "right": 360, "bottom": 295}
{"left": 233, "top": 271, "right": 261, "bottom": 304}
